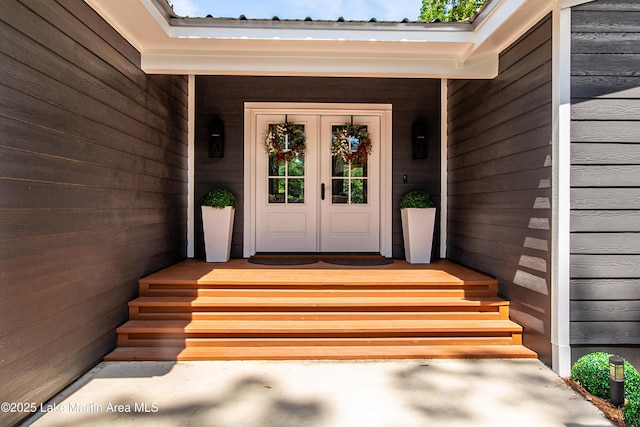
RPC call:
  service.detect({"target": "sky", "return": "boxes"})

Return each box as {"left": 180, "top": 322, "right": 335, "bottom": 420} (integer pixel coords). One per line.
{"left": 168, "top": 0, "right": 424, "bottom": 21}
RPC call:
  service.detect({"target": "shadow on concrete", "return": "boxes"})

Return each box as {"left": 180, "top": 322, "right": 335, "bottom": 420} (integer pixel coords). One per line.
{"left": 31, "top": 373, "right": 327, "bottom": 427}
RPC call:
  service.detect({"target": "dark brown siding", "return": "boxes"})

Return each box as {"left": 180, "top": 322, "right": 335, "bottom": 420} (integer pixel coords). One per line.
{"left": 0, "top": 0, "right": 188, "bottom": 424}
{"left": 447, "top": 16, "right": 553, "bottom": 364}
{"left": 195, "top": 76, "right": 441, "bottom": 259}
{"left": 570, "top": 0, "right": 640, "bottom": 367}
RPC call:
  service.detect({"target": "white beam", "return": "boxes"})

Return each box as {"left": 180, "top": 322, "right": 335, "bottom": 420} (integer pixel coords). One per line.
{"left": 141, "top": 48, "right": 498, "bottom": 78}
{"left": 560, "top": 0, "right": 595, "bottom": 9}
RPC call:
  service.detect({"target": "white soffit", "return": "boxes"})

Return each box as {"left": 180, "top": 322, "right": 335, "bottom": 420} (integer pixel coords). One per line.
{"left": 84, "top": 0, "right": 553, "bottom": 78}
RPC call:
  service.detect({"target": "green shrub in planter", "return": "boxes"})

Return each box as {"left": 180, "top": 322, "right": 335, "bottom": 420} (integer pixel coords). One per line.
{"left": 201, "top": 188, "right": 236, "bottom": 209}
{"left": 400, "top": 191, "right": 435, "bottom": 209}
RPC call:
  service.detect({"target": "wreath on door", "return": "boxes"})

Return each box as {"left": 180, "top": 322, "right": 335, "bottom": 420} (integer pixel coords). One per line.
{"left": 264, "top": 121, "right": 306, "bottom": 165}
{"left": 331, "top": 123, "right": 372, "bottom": 163}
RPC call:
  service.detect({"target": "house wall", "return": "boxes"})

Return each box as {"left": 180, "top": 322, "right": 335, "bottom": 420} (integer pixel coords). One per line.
{"left": 0, "top": 0, "right": 188, "bottom": 424}
{"left": 570, "top": 0, "right": 640, "bottom": 367}
{"left": 195, "top": 76, "right": 441, "bottom": 259}
{"left": 447, "top": 16, "right": 553, "bottom": 364}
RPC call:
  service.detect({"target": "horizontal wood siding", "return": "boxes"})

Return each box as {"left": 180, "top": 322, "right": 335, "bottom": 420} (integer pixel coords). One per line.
{"left": 570, "top": 0, "right": 640, "bottom": 366}
{"left": 0, "top": 0, "right": 188, "bottom": 424}
{"left": 195, "top": 76, "right": 441, "bottom": 259}
{"left": 447, "top": 16, "right": 552, "bottom": 364}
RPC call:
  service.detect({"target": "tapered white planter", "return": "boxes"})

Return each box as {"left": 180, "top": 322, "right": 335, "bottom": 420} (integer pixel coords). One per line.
{"left": 201, "top": 206, "right": 235, "bottom": 262}
{"left": 401, "top": 207, "right": 436, "bottom": 264}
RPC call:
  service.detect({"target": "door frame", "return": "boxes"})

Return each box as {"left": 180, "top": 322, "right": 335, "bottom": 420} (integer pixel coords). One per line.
{"left": 244, "top": 102, "right": 393, "bottom": 258}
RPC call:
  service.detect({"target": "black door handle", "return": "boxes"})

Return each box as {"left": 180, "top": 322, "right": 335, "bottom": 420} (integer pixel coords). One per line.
{"left": 321, "top": 183, "right": 325, "bottom": 200}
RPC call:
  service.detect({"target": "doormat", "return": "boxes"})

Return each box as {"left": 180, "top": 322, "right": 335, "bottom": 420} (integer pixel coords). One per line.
{"left": 322, "top": 258, "right": 394, "bottom": 266}
{"left": 248, "top": 258, "right": 319, "bottom": 265}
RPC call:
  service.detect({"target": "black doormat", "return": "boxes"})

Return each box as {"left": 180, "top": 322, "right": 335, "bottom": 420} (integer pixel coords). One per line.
{"left": 248, "top": 258, "right": 319, "bottom": 265}
{"left": 322, "top": 258, "right": 394, "bottom": 266}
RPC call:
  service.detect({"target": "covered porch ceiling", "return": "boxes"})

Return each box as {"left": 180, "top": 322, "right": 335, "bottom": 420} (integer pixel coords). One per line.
{"left": 85, "top": 0, "right": 553, "bottom": 78}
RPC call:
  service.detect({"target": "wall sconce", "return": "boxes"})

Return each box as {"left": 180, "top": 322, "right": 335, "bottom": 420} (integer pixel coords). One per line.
{"left": 412, "top": 120, "right": 428, "bottom": 159}
{"left": 609, "top": 355, "right": 625, "bottom": 407}
{"left": 208, "top": 118, "right": 224, "bottom": 158}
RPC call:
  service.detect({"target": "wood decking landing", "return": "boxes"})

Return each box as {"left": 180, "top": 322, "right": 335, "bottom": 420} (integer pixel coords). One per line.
{"left": 105, "top": 259, "right": 537, "bottom": 361}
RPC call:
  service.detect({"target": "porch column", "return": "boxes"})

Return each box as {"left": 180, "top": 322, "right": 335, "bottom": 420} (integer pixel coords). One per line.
{"left": 551, "top": 3, "right": 572, "bottom": 377}
{"left": 440, "top": 79, "right": 448, "bottom": 259}
{"left": 187, "top": 75, "right": 196, "bottom": 258}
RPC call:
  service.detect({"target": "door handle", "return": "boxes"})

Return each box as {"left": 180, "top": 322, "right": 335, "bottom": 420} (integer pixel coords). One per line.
{"left": 321, "top": 183, "right": 325, "bottom": 200}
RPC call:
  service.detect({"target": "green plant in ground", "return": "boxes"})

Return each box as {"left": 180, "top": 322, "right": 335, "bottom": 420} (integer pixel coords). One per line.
{"left": 628, "top": 363, "right": 640, "bottom": 396}
{"left": 625, "top": 366, "right": 640, "bottom": 427}
{"left": 201, "top": 188, "right": 237, "bottom": 209}
{"left": 571, "top": 352, "right": 612, "bottom": 399}
{"left": 400, "top": 191, "right": 436, "bottom": 209}
{"left": 626, "top": 393, "right": 640, "bottom": 427}
{"left": 571, "top": 352, "right": 640, "bottom": 427}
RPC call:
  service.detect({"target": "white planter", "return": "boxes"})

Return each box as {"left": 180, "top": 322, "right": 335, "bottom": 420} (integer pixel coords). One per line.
{"left": 201, "top": 206, "right": 235, "bottom": 262}
{"left": 401, "top": 207, "right": 436, "bottom": 264}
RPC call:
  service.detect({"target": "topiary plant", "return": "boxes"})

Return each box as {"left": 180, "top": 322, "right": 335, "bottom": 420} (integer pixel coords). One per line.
{"left": 400, "top": 191, "right": 436, "bottom": 209}
{"left": 571, "top": 352, "right": 640, "bottom": 426}
{"left": 624, "top": 362, "right": 640, "bottom": 427}
{"left": 626, "top": 393, "right": 640, "bottom": 427}
{"left": 627, "top": 362, "right": 640, "bottom": 396}
{"left": 571, "top": 352, "right": 612, "bottom": 399}
{"left": 201, "top": 188, "right": 236, "bottom": 209}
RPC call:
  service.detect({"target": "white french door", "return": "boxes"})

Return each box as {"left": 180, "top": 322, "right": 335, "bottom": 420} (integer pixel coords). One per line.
{"left": 255, "top": 114, "right": 319, "bottom": 252}
{"left": 319, "top": 115, "right": 380, "bottom": 252}
{"left": 254, "top": 113, "right": 380, "bottom": 253}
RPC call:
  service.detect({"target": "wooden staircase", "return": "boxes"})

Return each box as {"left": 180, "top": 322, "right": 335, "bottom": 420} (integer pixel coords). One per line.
{"left": 105, "top": 259, "right": 537, "bottom": 361}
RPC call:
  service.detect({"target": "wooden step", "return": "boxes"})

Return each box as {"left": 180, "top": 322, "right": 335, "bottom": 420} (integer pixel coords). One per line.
{"left": 121, "top": 336, "right": 522, "bottom": 347}
{"left": 129, "top": 295, "right": 509, "bottom": 308}
{"left": 131, "top": 311, "right": 503, "bottom": 321}
{"left": 140, "top": 287, "right": 495, "bottom": 298}
{"left": 129, "top": 295, "right": 510, "bottom": 311}
{"left": 116, "top": 336, "right": 520, "bottom": 348}
{"left": 137, "top": 260, "right": 498, "bottom": 297}
{"left": 105, "top": 344, "right": 538, "bottom": 361}
{"left": 116, "top": 319, "right": 523, "bottom": 337}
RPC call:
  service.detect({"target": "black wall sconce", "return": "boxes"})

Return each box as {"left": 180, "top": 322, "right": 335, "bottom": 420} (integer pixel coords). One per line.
{"left": 208, "top": 118, "right": 224, "bottom": 158}
{"left": 412, "top": 120, "right": 428, "bottom": 159}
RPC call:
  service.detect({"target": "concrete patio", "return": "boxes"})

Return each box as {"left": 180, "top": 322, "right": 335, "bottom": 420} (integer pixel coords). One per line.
{"left": 23, "top": 359, "right": 614, "bottom": 427}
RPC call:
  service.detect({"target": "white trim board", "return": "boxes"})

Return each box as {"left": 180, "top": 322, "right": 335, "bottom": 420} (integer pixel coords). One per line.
{"left": 243, "top": 103, "right": 393, "bottom": 258}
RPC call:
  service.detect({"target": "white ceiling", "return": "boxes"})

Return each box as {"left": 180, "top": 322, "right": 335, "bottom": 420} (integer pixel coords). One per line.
{"left": 84, "top": 0, "right": 554, "bottom": 78}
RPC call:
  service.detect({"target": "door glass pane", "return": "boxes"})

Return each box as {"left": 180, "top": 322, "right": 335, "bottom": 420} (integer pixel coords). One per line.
{"left": 351, "top": 179, "right": 367, "bottom": 204}
{"left": 330, "top": 124, "right": 369, "bottom": 205}
{"left": 269, "top": 158, "right": 286, "bottom": 176}
{"left": 288, "top": 158, "right": 305, "bottom": 177}
{"left": 331, "top": 179, "right": 348, "bottom": 204}
{"left": 269, "top": 178, "right": 286, "bottom": 203}
{"left": 267, "top": 123, "right": 305, "bottom": 204}
{"left": 288, "top": 179, "right": 305, "bottom": 203}
{"left": 332, "top": 158, "right": 348, "bottom": 178}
